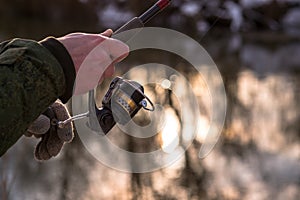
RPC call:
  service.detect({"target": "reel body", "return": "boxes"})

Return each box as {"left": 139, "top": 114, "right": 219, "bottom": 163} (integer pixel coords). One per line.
{"left": 89, "top": 77, "right": 154, "bottom": 134}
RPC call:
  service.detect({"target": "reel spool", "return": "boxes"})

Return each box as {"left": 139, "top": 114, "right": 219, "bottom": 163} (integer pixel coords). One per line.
{"left": 89, "top": 77, "right": 154, "bottom": 134}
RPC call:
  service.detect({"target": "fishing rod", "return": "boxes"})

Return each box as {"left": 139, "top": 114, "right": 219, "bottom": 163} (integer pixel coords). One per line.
{"left": 58, "top": 0, "right": 172, "bottom": 134}
{"left": 113, "top": 0, "right": 171, "bottom": 35}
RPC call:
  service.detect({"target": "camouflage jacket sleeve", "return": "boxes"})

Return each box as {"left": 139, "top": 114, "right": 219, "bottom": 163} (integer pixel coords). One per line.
{"left": 0, "top": 38, "right": 75, "bottom": 156}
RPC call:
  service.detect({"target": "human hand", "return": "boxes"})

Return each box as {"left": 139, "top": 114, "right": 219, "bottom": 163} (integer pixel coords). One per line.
{"left": 57, "top": 29, "right": 129, "bottom": 95}
{"left": 24, "top": 101, "right": 74, "bottom": 161}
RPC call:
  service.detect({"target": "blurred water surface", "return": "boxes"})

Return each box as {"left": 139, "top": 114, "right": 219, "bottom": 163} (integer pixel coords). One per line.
{"left": 0, "top": 1, "right": 300, "bottom": 200}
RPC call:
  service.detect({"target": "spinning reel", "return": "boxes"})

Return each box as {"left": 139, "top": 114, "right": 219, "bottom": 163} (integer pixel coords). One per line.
{"left": 88, "top": 77, "right": 154, "bottom": 134}
{"left": 57, "top": 77, "right": 154, "bottom": 134}
{"left": 56, "top": 0, "right": 171, "bottom": 134}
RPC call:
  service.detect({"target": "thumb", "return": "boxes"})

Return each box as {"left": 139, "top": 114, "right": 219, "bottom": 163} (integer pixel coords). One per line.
{"left": 27, "top": 115, "right": 51, "bottom": 135}
{"left": 101, "top": 29, "right": 113, "bottom": 37}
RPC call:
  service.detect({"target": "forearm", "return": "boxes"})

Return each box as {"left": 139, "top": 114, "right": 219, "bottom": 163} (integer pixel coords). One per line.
{"left": 0, "top": 38, "right": 75, "bottom": 156}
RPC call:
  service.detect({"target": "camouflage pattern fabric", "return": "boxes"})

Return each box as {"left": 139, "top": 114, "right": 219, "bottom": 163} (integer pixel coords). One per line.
{"left": 0, "top": 38, "right": 69, "bottom": 156}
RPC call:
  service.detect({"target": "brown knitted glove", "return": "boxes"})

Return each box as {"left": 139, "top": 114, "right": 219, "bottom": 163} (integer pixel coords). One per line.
{"left": 24, "top": 101, "right": 74, "bottom": 161}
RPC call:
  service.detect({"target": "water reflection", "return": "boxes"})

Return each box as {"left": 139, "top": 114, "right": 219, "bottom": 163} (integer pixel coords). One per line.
{"left": 159, "top": 107, "right": 180, "bottom": 153}
{"left": 205, "top": 69, "right": 300, "bottom": 199}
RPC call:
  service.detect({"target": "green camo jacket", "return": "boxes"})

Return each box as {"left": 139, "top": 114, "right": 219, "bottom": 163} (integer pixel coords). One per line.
{"left": 0, "top": 37, "right": 75, "bottom": 156}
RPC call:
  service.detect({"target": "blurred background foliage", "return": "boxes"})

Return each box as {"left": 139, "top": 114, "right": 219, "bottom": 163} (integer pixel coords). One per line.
{"left": 0, "top": 0, "right": 300, "bottom": 39}
{"left": 0, "top": 0, "right": 300, "bottom": 200}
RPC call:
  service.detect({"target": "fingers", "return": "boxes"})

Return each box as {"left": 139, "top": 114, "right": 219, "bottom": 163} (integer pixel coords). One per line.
{"left": 34, "top": 126, "right": 64, "bottom": 160}
{"left": 26, "top": 115, "right": 50, "bottom": 135}
{"left": 46, "top": 126, "right": 64, "bottom": 157}
{"left": 60, "top": 30, "right": 129, "bottom": 94}
{"left": 31, "top": 101, "right": 74, "bottom": 161}
{"left": 74, "top": 37, "right": 129, "bottom": 94}
{"left": 97, "top": 29, "right": 130, "bottom": 65}
{"left": 102, "top": 37, "right": 129, "bottom": 63}
{"left": 35, "top": 132, "right": 51, "bottom": 160}
{"left": 104, "top": 64, "right": 115, "bottom": 78}
{"left": 98, "top": 64, "right": 115, "bottom": 84}
{"left": 51, "top": 102, "right": 74, "bottom": 142}
{"left": 96, "top": 37, "right": 129, "bottom": 83}
{"left": 100, "top": 29, "right": 128, "bottom": 63}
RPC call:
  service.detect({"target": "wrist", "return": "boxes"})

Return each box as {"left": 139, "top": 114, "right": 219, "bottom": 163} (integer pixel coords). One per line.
{"left": 39, "top": 37, "right": 76, "bottom": 103}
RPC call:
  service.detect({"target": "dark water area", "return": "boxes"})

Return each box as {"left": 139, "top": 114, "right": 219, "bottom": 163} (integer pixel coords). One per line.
{"left": 0, "top": 1, "right": 300, "bottom": 199}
